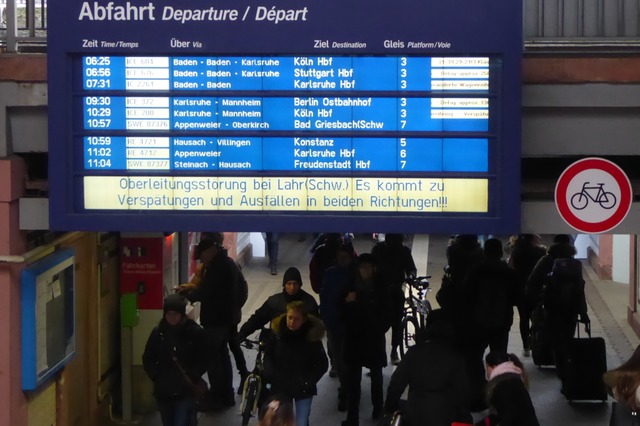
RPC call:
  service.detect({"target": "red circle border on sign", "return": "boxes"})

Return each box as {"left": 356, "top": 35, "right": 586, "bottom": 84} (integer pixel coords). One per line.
{"left": 555, "top": 158, "right": 633, "bottom": 234}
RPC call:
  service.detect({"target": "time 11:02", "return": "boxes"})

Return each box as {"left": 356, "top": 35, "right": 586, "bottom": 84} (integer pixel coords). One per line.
{"left": 87, "top": 147, "right": 112, "bottom": 156}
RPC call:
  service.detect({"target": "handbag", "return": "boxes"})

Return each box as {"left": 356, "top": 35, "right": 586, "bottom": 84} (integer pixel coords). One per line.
{"left": 610, "top": 401, "right": 640, "bottom": 426}
{"left": 169, "top": 347, "right": 209, "bottom": 402}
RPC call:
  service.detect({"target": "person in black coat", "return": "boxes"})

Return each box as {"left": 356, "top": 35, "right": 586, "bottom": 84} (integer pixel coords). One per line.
{"left": 384, "top": 309, "right": 471, "bottom": 426}
{"left": 462, "top": 238, "right": 519, "bottom": 410}
{"left": 484, "top": 352, "right": 540, "bottom": 426}
{"left": 320, "top": 243, "right": 356, "bottom": 411}
{"left": 507, "top": 234, "right": 547, "bottom": 357}
{"left": 309, "top": 233, "right": 346, "bottom": 294}
{"left": 238, "top": 267, "right": 319, "bottom": 342}
{"left": 371, "top": 233, "right": 417, "bottom": 364}
{"left": 177, "top": 232, "right": 250, "bottom": 396}
{"left": 184, "top": 238, "right": 239, "bottom": 408}
{"left": 525, "top": 234, "right": 574, "bottom": 305}
{"left": 341, "top": 253, "right": 390, "bottom": 426}
{"left": 264, "top": 301, "right": 328, "bottom": 426}
{"left": 143, "top": 294, "right": 208, "bottom": 426}
{"left": 436, "top": 235, "right": 484, "bottom": 350}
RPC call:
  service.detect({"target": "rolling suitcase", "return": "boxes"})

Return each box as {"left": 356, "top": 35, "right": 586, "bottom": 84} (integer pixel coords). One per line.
{"left": 563, "top": 321, "right": 608, "bottom": 402}
{"left": 531, "top": 306, "right": 555, "bottom": 367}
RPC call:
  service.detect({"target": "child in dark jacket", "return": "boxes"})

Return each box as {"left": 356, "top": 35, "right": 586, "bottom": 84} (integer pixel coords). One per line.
{"left": 142, "top": 294, "right": 208, "bottom": 426}
{"left": 484, "top": 352, "right": 540, "bottom": 426}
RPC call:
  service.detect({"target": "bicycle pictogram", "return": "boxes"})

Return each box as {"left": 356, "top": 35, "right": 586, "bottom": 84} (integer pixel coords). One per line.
{"left": 570, "top": 182, "right": 617, "bottom": 210}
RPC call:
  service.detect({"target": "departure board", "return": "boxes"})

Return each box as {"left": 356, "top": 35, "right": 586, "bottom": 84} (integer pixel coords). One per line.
{"left": 49, "top": 0, "right": 523, "bottom": 233}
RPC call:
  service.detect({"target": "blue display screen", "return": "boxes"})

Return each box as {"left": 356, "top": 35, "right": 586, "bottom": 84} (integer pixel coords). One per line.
{"left": 48, "top": 0, "right": 522, "bottom": 233}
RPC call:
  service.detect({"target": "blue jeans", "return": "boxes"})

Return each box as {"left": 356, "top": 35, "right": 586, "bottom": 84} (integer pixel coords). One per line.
{"left": 294, "top": 397, "right": 313, "bottom": 426}
{"left": 158, "top": 396, "right": 197, "bottom": 426}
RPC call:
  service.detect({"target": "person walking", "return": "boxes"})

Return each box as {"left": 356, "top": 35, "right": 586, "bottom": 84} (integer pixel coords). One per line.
{"left": 237, "top": 267, "right": 319, "bottom": 342}
{"left": 319, "top": 243, "right": 356, "bottom": 411}
{"left": 542, "top": 254, "right": 589, "bottom": 385}
{"left": 525, "top": 234, "right": 574, "bottom": 304}
{"left": 508, "top": 234, "right": 547, "bottom": 357}
{"left": 264, "top": 301, "right": 328, "bottom": 426}
{"left": 341, "top": 253, "right": 390, "bottom": 426}
{"left": 142, "top": 294, "right": 208, "bottom": 426}
{"left": 309, "top": 233, "right": 344, "bottom": 294}
{"left": 371, "top": 233, "right": 417, "bottom": 364}
{"left": 463, "top": 238, "right": 519, "bottom": 410}
{"left": 484, "top": 352, "right": 540, "bottom": 426}
{"left": 383, "top": 309, "right": 471, "bottom": 426}
{"left": 177, "top": 232, "right": 250, "bottom": 397}
{"left": 183, "top": 237, "right": 239, "bottom": 410}
{"left": 265, "top": 232, "right": 281, "bottom": 275}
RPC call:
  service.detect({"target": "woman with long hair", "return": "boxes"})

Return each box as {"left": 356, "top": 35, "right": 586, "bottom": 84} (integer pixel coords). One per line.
{"left": 603, "top": 344, "right": 640, "bottom": 420}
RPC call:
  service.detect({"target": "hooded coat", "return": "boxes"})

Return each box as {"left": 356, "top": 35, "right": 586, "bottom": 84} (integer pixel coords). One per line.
{"left": 264, "top": 314, "right": 328, "bottom": 399}
{"left": 238, "top": 268, "right": 319, "bottom": 340}
{"left": 142, "top": 317, "right": 207, "bottom": 400}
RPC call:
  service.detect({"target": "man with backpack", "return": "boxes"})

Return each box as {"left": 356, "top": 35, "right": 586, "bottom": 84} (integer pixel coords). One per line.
{"left": 542, "top": 256, "right": 589, "bottom": 384}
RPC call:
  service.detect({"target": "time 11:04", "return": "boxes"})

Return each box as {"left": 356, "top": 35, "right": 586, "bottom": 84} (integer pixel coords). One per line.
{"left": 87, "top": 159, "right": 112, "bottom": 168}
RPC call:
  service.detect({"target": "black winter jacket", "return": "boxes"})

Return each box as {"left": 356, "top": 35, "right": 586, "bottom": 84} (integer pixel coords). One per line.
{"left": 238, "top": 289, "right": 319, "bottom": 340}
{"left": 264, "top": 314, "right": 328, "bottom": 399}
{"left": 485, "top": 372, "right": 540, "bottom": 426}
{"left": 142, "top": 318, "right": 207, "bottom": 400}
{"left": 186, "top": 250, "right": 239, "bottom": 327}
{"left": 525, "top": 243, "right": 578, "bottom": 305}
{"left": 371, "top": 241, "right": 417, "bottom": 288}
{"left": 385, "top": 340, "right": 471, "bottom": 426}
{"left": 343, "top": 277, "right": 390, "bottom": 368}
{"left": 508, "top": 242, "right": 546, "bottom": 304}
{"left": 463, "top": 258, "right": 519, "bottom": 331}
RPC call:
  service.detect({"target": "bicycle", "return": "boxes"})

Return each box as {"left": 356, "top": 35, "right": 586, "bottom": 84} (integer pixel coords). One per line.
{"left": 570, "top": 182, "right": 616, "bottom": 210}
{"left": 399, "top": 275, "right": 432, "bottom": 359}
{"left": 239, "top": 331, "right": 270, "bottom": 426}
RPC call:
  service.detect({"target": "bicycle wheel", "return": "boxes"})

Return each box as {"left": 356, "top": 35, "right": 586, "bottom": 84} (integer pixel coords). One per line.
{"left": 598, "top": 192, "right": 617, "bottom": 209}
{"left": 399, "top": 316, "right": 420, "bottom": 359}
{"left": 240, "top": 376, "right": 260, "bottom": 425}
{"left": 570, "top": 192, "right": 588, "bottom": 210}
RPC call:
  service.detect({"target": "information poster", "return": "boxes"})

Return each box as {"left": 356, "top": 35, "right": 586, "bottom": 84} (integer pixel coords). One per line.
{"left": 49, "top": 0, "right": 522, "bottom": 233}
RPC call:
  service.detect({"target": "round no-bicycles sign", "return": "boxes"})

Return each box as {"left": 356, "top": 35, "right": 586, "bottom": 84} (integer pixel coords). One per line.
{"left": 555, "top": 158, "right": 633, "bottom": 234}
